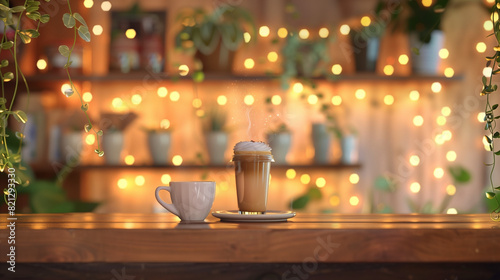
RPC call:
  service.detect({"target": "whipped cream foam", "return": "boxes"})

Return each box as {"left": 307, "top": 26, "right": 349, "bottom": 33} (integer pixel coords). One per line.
{"left": 233, "top": 141, "right": 271, "bottom": 152}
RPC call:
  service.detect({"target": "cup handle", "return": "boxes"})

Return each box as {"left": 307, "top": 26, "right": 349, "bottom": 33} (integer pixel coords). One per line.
{"left": 155, "top": 186, "right": 180, "bottom": 217}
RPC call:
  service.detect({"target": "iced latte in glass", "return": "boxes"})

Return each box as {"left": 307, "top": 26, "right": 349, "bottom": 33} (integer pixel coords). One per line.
{"left": 232, "top": 141, "right": 274, "bottom": 214}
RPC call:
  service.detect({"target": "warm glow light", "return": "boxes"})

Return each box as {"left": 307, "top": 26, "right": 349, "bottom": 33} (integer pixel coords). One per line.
{"left": 135, "top": 175, "right": 145, "bottom": 186}
{"left": 478, "top": 112, "right": 486, "bottom": 122}
{"left": 383, "top": 95, "right": 394, "bottom": 105}
{"left": 484, "top": 20, "right": 494, "bottom": 31}
{"left": 170, "top": 91, "right": 180, "bottom": 102}
{"left": 196, "top": 109, "right": 205, "bottom": 117}
{"left": 476, "top": 42, "right": 487, "bottom": 53}
{"left": 217, "top": 95, "right": 227, "bottom": 106}
{"left": 36, "top": 59, "right": 47, "bottom": 70}
{"left": 83, "top": 0, "right": 94, "bottom": 8}
{"left": 413, "top": 115, "right": 424, "bottom": 126}
{"left": 447, "top": 208, "right": 458, "bottom": 214}
{"left": 292, "top": 82, "right": 304, "bottom": 93}
{"left": 192, "top": 98, "right": 202, "bottom": 108}
{"left": 101, "top": 1, "right": 111, "bottom": 11}
{"left": 244, "top": 94, "right": 255, "bottom": 105}
{"left": 244, "top": 58, "right": 255, "bottom": 69}
{"left": 286, "top": 169, "right": 296, "bottom": 179}
{"left": 349, "top": 196, "right": 360, "bottom": 206}
{"left": 316, "top": 177, "right": 326, "bottom": 188}
{"left": 277, "top": 27, "right": 288, "bottom": 38}
{"left": 243, "top": 32, "right": 251, "bottom": 43}
{"left": 160, "top": 119, "right": 170, "bottom": 129}
{"left": 484, "top": 134, "right": 492, "bottom": 151}
{"left": 179, "top": 64, "right": 189, "bottom": 76}
{"left": 307, "top": 94, "right": 318, "bottom": 105}
{"left": 436, "top": 116, "right": 446, "bottom": 126}
{"left": 117, "top": 178, "right": 127, "bottom": 189}
{"left": 125, "top": 29, "right": 136, "bottom": 39}
{"left": 398, "top": 54, "right": 409, "bottom": 65}
{"left": 92, "top": 25, "right": 103, "bottom": 36}
{"left": 422, "top": 0, "right": 432, "bottom": 7}
{"left": 161, "top": 174, "right": 171, "bottom": 185}
{"left": 439, "top": 48, "right": 449, "bottom": 59}
{"left": 329, "top": 196, "right": 340, "bottom": 206}
{"left": 172, "top": 155, "right": 183, "bottom": 166}
{"left": 331, "top": 64, "right": 342, "bottom": 75}
{"left": 259, "top": 26, "right": 270, "bottom": 37}
{"left": 267, "top": 51, "right": 278, "bottom": 62}
{"left": 131, "top": 94, "right": 142, "bottom": 105}
{"left": 409, "top": 90, "right": 420, "bottom": 101}
{"left": 339, "top": 24, "right": 350, "bottom": 35}
{"left": 61, "top": 83, "right": 72, "bottom": 94}
{"left": 409, "top": 155, "right": 420, "bottom": 166}
{"left": 85, "top": 134, "right": 95, "bottom": 145}
{"left": 446, "top": 150, "right": 457, "bottom": 162}
{"left": 300, "top": 174, "right": 311, "bottom": 184}
{"left": 410, "top": 182, "right": 421, "bottom": 193}
{"left": 434, "top": 167, "right": 445, "bottom": 179}
{"left": 319, "top": 27, "right": 329, "bottom": 38}
{"left": 124, "top": 155, "right": 135, "bottom": 165}
{"left": 355, "top": 89, "right": 366, "bottom": 100}
{"left": 271, "top": 95, "right": 282, "bottom": 105}
{"left": 431, "top": 82, "right": 442, "bottom": 93}
{"left": 83, "top": 92, "right": 92, "bottom": 102}
{"left": 444, "top": 67, "right": 454, "bottom": 78}
{"left": 349, "top": 173, "right": 360, "bottom": 184}
{"left": 383, "top": 65, "right": 394, "bottom": 76}
{"left": 331, "top": 95, "right": 342, "bottom": 106}
{"left": 491, "top": 12, "right": 499, "bottom": 22}
{"left": 298, "top": 29, "right": 310, "bottom": 39}
{"left": 435, "top": 134, "right": 445, "bottom": 145}
{"left": 446, "top": 184, "right": 456, "bottom": 196}
{"left": 360, "top": 16, "right": 371, "bottom": 27}
{"left": 157, "top": 87, "right": 168, "bottom": 98}
{"left": 441, "top": 106, "right": 451, "bottom": 116}
{"left": 112, "top": 97, "right": 123, "bottom": 108}
{"left": 483, "top": 67, "right": 492, "bottom": 77}
{"left": 442, "top": 130, "right": 452, "bottom": 141}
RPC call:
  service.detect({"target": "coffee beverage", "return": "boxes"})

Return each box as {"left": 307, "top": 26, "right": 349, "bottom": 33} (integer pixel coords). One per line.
{"left": 232, "top": 141, "right": 274, "bottom": 214}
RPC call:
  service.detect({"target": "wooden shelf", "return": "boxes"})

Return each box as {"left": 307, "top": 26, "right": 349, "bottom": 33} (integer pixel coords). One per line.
{"left": 76, "top": 163, "right": 362, "bottom": 170}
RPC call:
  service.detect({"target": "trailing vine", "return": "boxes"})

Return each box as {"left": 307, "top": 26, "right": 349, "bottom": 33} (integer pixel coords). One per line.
{"left": 483, "top": 0, "right": 500, "bottom": 220}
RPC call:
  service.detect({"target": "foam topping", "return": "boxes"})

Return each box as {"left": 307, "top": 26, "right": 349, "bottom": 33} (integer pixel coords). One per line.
{"left": 234, "top": 141, "right": 271, "bottom": 152}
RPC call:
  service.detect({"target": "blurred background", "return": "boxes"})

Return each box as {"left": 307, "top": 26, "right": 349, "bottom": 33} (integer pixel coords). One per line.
{"left": 6, "top": 0, "right": 500, "bottom": 214}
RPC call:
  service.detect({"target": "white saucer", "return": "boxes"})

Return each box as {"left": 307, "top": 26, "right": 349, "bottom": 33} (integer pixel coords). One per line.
{"left": 212, "top": 210, "right": 296, "bottom": 222}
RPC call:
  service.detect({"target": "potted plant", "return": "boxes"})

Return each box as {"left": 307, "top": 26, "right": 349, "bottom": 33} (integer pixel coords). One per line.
{"left": 145, "top": 124, "right": 172, "bottom": 165}
{"left": 201, "top": 108, "right": 229, "bottom": 165}
{"left": 174, "top": 5, "right": 256, "bottom": 76}
{"left": 100, "top": 112, "right": 137, "bottom": 165}
{"left": 266, "top": 123, "right": 292, "bottom": 165}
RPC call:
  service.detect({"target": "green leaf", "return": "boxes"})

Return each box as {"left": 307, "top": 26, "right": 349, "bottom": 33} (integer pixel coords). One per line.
{"left": 26, "top": 11, "right": 40, "bottom": 21}
{"left": 40, "top": 14, "right": 50, "bottom": 23}
{"left": 495, "top": 150, "right": 500, "bottom": 156}
{"left": 306, "top": 187, "right": 322, "bottom": 200}
{"left": 13, "top": 110, "right": 27, "bottom": 123}
{"left": 17, "top": 32, "right": 31, "bottom": 44}
{"left": 21, "top": 29, "right": 40, "bottom": 39}
{"left": 97, "top": 130, "right": 103, "bottom": 136}
{"left": 0, "top": 41, "right": 12, "bottom": 49}
{"left": 77, "top": 25, "right": 91, "bottom": 42}
{"left": 84, "top": 124, "right": 92, "bottom": 133}
{"left": 494, "top": 132, "right": 500, "bottom": 138}
{"left": 495, "top": 186, "right": 500, "bottom": 191}
{"left": 0, "top": 60, "right": 7, "bottom": 68}
{"left": 448, "top": 165, "right": 471, "bottom": 184}
{"left": 62, "top": 13, "right": 75, "bottom": 28}
{"left": 73, "top": 12, "right": 87, "bottom": 27}
{"left": 411, "top": 47, "right": 420, "bottom": 55}
{"left": 374, "top": 175, "right": 396, "bottom": 192}
{"left": 486, "top": 191, "right": 496, "bottom": 199}
{"left": 0, "top": 4, "right": 9, "bottom": 11}
{"left": 3, "top": 72, "right": 13, "bottom": 81}
{"left": 485, "top": 135, "right": 492, "bottom": 144}
{"left": 81, "top": 103, "right": 88, "bottom": 112}
{"left": 58, "top": 45, "right": 70, "bottom": 57}
{"left": 483, "top": 76, "right": 488, "bottom": 85}
{"left": 10, "top": 5, "right": 25, "bottom": 13}
{"left": 291, "top": 194, "right": 310, "bottom": 210}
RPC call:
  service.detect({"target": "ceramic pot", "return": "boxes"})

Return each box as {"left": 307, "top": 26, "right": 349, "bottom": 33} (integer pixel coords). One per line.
{"left": 311, "top": 123, "right": 331, "bottom": 164}
{"left": 61, "top": 131, "right": 83, "bottom": 164}
{"left": 410, "top": 30, "right": 444, "bottom": 74}
{"left": 205, "top": 131, "right": 228, "bottom": 165}
{"left": 195, "top": 41, "right": 235, "bottom": 73}
{"left": 350, "top": 32, "right": 380, "bottom": 73}
{"left": 148, "top": 131, "right": 171, "bottom": 165}
{"left": 341, "top": 135, "right": 359, "bottom": 164}
{"left": 267, "top": 132, "right": 292, "bottom": 164}
{"left": 102, "top": 131, "right": 124, "bottom": 165}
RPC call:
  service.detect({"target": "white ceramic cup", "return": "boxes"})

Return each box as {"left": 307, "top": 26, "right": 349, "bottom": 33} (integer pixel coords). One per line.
{"left": 155, "top": 181, "right": 216, "bottom": 221}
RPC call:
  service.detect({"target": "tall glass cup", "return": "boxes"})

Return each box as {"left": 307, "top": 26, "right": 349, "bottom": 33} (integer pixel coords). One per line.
{"left": 232, "top": 150, "right": 274, "bottom": 214}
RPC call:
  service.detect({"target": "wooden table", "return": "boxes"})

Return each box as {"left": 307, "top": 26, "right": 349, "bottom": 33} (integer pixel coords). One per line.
{"left": 1, "top": 213, "right": 500, "bottom": 279}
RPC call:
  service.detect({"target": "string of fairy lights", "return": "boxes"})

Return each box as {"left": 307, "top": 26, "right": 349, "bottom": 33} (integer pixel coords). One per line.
{"left": 35, "top": 0, "right": 497, "bottom": 212}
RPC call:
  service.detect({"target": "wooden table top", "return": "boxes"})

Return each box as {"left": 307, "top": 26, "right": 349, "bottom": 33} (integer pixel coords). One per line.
{"left": 1, "top": 213, "right": 500, "bottom": 263}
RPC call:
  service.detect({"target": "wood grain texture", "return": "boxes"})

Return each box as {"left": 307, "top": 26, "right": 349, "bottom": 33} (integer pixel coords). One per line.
{"left": 1, "top": 213, "right": 500, "bottom": 264}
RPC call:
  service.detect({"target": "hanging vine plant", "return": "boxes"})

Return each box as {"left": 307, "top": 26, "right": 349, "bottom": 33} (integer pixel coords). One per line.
{"left": 482, "top": 0, "right": 500, "bottom": 220}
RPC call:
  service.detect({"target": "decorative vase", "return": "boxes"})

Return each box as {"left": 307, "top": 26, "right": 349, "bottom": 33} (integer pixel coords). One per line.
{"left": 350, "top": 32, "right": 380, "bottom": 73}
{"left": 341, "top": 135, "right": 359, "bottom": 164}
{"left": 148, "top": 131, "right": 171, "bottom": 165}
{"left": 61, "top": 131, "right": 83, "bottom": 164}
{"left": 195, "top": 42, "right": 236, "bottom": 73}
{"left": 267, "top": 132, "right": 291, "bottom": 165}
{"left": 409, "top": 30, "right": 444, "bottom": 74}
{"left": 311, "top": 123, "right": 331, "bottom": 164}
{"left": 205, "top": 131, "right": 228, "bottom": 165}
{"left": 102, "top": 131, "right": 124, "bottom": 165}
